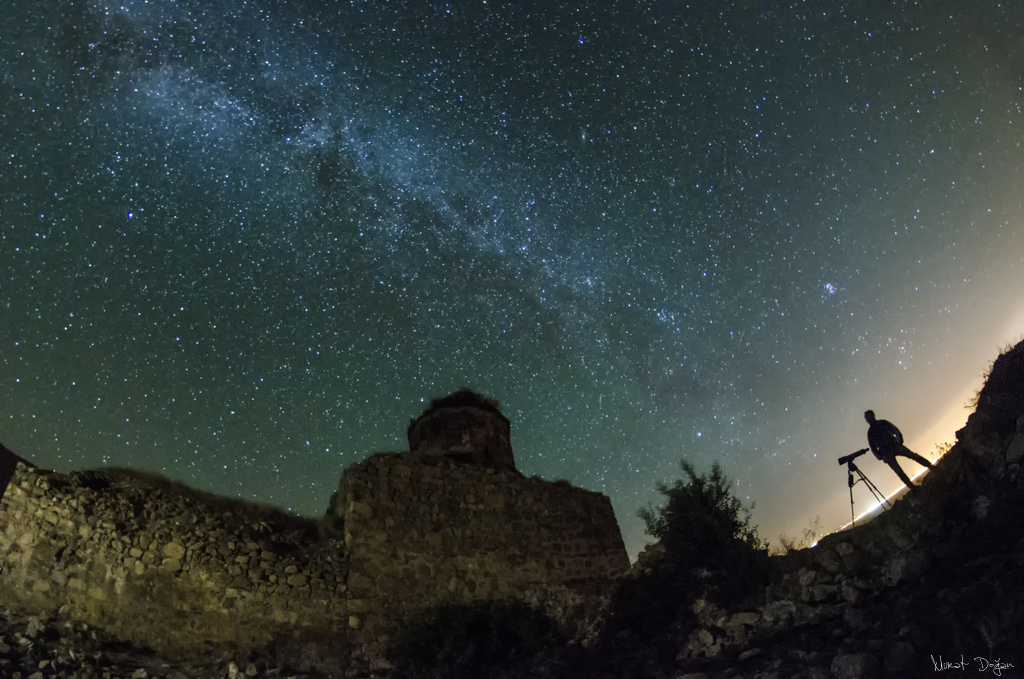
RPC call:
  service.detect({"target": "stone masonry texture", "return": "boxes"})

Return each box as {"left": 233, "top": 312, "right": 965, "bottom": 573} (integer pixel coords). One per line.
{"left": 0, "top": 467, "right": 351, "bottom": 672}
{"left": 0, "top": 394, "right": 631, "bottom": 675}
{"left": 326, "top": 452, "right": 630, "bottom": 667}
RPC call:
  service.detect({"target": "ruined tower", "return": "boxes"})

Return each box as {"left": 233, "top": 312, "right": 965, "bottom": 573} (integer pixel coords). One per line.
{"left": 333, "top": 390, "right": 630, "bottom": 666}
{"left": 406, "top": 389, "right": 516, "bottom": 471}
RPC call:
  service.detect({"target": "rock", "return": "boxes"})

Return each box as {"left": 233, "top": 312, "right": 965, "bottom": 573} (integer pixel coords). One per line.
{"left": 804, "top": 584, "right": 838, "bottom": 603}
{"left": 1006, "top": 434, "right": 1024, "bottom": 464}
{"left": 24, "top": 617, "right": 43, "bottom": 638}
{"left": 731, "top": 611, "right": 760, "bottom": 626}
{"left": 760, "top": 599, "right": 796, "bottom": 627}
{"left": 841, "top": 607, "right": 869, "bottom": 631}
{"left": 162, "top": 541, "right": 186, "bottom": 561}
{"left": 348, "top": 573, "right": 375, "bottom": 593}
{"left": 817, "top": 549, "right": 843, "bottom": 573}
{"left": 972, "top": 495, "right": 992, "bottom": 520}
{"left": 882, "top": 641, "right": 916, "bottom": 677}
{"left": 831, "top": 652, "right": 879, "bottom": 679}
{"left": 883, "top": 555, "right": 909, "bottom": 585}
{"left": 348, "top": 598, "right": 371, "bottom": 613}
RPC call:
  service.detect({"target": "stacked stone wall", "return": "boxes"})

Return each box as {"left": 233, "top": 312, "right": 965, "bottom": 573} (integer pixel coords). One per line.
{"left": 0, "top": 452, "right": 631, "bottom": 675}
{"left": 0, "top": 467, "right": 350, "bottom": 672}
{"left": 329, "top": 453, "right": 630, "bottom": 665}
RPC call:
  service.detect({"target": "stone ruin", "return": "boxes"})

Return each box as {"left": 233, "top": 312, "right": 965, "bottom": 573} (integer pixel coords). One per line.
{"left": 327, "top": 390, "right": 630, "bottom": 667}
{"left": 406, "top": 389, "right": 516, "bottom": 471}
{"left": 0, "top": 391, "right": 630, "bottom": 675}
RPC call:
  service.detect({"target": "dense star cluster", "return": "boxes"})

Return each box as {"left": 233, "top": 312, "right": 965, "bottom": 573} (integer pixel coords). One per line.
{"left": 3, "top": 2, "right": 1023, "bottom": 556}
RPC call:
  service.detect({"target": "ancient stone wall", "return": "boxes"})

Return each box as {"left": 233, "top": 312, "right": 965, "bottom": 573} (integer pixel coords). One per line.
{"left": 327, "top": 452, "right": 631, "bottom": 666}
{"left": 0, "top": 390, "right": 632, "bottom": 675}
{"left": 0, "top": 453, "right": 630, "bottom": 674}
{"left": 0, "top": 467, "right": 350, "bottom": 672}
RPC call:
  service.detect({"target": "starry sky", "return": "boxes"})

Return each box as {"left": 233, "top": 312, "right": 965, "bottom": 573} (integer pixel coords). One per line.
{"left": 3, "top": 2, "right": 1023, "bottom": 559}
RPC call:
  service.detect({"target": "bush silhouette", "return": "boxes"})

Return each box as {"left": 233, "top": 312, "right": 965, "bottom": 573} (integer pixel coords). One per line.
{"left": 638, "top": 460, "right": 764, "bottom": 570}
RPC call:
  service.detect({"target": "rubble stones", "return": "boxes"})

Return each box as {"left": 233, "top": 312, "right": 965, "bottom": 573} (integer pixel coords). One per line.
{"left": 830, "top": 652, "right": 879, "bottom": 679}
{"left": 0, "top": 467, "right": 351, "bottom": 673}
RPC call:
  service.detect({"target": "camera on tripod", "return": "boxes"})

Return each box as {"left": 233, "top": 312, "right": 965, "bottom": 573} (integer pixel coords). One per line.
{"left": 837, "top": 448, "right": 869, "bottom": 466}
{"left": 837, "top": 448, "right": 891, "bottom": 526}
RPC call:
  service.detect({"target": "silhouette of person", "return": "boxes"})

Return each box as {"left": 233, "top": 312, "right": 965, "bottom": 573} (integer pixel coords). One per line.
{"left": 864, "top": 410, "right": 935, "bottom": 493}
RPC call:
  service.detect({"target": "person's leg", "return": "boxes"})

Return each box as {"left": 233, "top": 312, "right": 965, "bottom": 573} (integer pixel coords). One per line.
{"left": 885, "top": 456, "right": 918, "bottom": 492}
{"left": 897, "top": 446, "right": 935, "bottom": 469}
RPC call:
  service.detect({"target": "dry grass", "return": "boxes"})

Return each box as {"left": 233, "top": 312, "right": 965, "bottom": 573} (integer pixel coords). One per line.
{"left": 772, "top": 515, "right": 823, "bottom": 556}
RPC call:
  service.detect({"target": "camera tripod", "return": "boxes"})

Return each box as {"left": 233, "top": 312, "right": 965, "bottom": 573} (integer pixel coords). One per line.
{"left": 846, "top": 458, "right": 892, "bottom": 527}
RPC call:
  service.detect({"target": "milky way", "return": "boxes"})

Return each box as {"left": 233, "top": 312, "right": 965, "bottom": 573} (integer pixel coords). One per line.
{"left": 4, "top": 2, "right": 1023, "bottom": 556}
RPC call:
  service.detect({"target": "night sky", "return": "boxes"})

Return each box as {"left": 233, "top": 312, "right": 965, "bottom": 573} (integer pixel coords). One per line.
{"left": 3, "top": 2, "right": 1023, "bottom": 559}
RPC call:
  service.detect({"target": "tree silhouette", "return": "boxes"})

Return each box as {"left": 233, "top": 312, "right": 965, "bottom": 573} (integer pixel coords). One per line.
{"left": 638, "top": 460, "right": 764, "bottom": 569}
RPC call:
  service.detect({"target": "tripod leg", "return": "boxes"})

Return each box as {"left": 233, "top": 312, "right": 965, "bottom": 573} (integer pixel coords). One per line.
{"left": 860, "top": 470, "right": 894, "bottom": 510}
{"left": 848, "top": 469, "right": 857, "bottom": 526}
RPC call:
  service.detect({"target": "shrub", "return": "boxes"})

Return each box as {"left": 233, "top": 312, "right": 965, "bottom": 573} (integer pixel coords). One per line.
{"left": 638, "top": 460, "right": 764, "bottom": 569}
{"left": 597, "top": 462, "right": 770, "bottom": 665}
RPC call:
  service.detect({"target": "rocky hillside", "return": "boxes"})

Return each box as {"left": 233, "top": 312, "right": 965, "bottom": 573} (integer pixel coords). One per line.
{"left": 595, "top": 339, "right": 1024, "bottom": 679}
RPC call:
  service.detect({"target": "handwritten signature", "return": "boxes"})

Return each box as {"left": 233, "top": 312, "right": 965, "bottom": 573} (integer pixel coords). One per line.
{"left": 932, "top": 655, "right": 1015, "bottom": 676}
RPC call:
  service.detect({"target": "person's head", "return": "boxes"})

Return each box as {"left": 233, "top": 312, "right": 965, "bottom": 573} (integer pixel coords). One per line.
{"left": 864, "top": 410, "right": 876, "bottom": 424}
